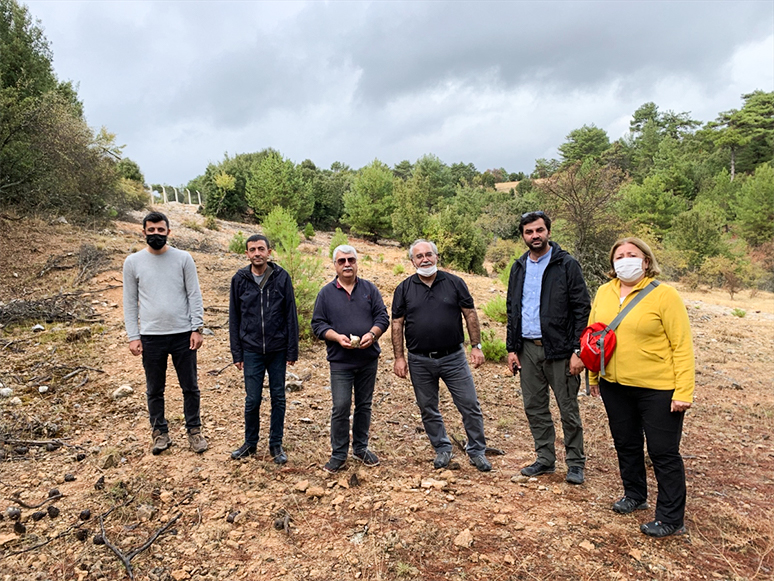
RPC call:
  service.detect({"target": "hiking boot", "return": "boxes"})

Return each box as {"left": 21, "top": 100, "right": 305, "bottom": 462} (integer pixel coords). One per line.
{"left": 323, "top": 457, "right": 346, "bottom": 473}
{"left": 433, "top": 450, "right": 453, "bottom": 469}
{"left": 612, "top": 496, "right": 649, "bottom": 514}
{"left": 640, "top": 520, "right": 687, "bottom": 538}
{"left": 231, "top": 443, "right": 257, "bottom": 460}
{"left": 270, "top": 445, "right": 287, "bottom": 465}
{"left": 187, "top": 428, "right": 208, "bottom": 454}
{"left": 520, "top": 461, "right": 555, "bottom": 477}
{"left": 566, "top": 466, "right": 585, "bottom": 485}
{"left": 469, "top": 455, "right": 492, "bottom": 472}
{"left": 353, "top": 449, "right": 380, "bottom": 467}
{"left": 151, "top": 430, "right": 171, "bottom": 455}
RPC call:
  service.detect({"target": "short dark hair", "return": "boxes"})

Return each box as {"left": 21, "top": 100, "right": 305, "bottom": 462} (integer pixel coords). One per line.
{"left": 143, "top": 211, "right": 169, "bottom": 229}
{"left": 519, "top": 211, "right": 551, "bottom": 235}
{"left": 246, "top": 234, "right": 270, "bottom": 251}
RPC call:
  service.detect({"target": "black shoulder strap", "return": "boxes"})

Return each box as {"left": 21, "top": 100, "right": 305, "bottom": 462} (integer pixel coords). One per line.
{"left": 607, "top": 280, "right": 660, "bottom": 331}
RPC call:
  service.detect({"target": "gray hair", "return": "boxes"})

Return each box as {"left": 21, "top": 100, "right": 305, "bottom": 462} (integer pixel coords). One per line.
{"left": 332, "top": 244, "right": 358, "bottom": 262}
{"left": 408, "top": 239, "right": 438, "bottom": 260}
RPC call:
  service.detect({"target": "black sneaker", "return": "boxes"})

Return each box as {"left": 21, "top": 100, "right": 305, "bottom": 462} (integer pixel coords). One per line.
{"left": 612, "top": 496, "right": 649, "bottom": 514}
{"left": 353, "top": 449, "right": 380, "bottom": 467}
{"left": 469, "top": 455, "right": 492, "bottom": 472}
{"left": 520, "top": 461, "right": 555, "bottom": 477}
{"left": 640, "top": 520, "right": 687, "bottom": 538}
{"left": 323, "top": 457, "right": 346, "bottom": 473}
{"left": 230, "top": 443, "right": 257, "bottom": 460}
{"left": 566, "top": 466, "right": 585, "bottom": 485}
{"left": 269, "top": 445, "right": 287, "bottom": 465}
{"left": 434, "top": 450, "right": 453, "bottom": 469}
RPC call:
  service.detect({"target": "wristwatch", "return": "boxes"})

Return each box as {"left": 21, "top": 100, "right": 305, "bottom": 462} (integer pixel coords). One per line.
{"left": 194, "top": 327, "right": 204, "bottom": 334}
{"left": 573, "top": 348, "right": 581, "bottom": 357}
{"left": 474, "top": 343, "right": 483, "bottom": 350}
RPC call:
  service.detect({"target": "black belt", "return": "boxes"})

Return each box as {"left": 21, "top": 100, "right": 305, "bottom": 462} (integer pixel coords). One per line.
{"left": 523, "top": 338, "right": 543, "bottom": 346}
{"left": 409, "top": 345, "right": 461, "bottom": 359}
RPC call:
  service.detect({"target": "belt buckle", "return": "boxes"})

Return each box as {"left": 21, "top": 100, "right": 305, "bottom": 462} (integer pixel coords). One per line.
{"left": 428, "top": 351, "right": 439, "bottom": 358}
{"left": 534, "top": 339, "right": 542, "bottom": 346}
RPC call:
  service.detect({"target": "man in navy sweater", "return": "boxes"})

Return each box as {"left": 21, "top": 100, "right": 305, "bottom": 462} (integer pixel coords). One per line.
{"left": 311, "top": 245, "right": 389, "bottom": 473}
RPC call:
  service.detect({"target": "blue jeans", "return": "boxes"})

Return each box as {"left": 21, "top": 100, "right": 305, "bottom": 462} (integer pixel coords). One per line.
{"left": 141, "top": 332, "right": 201, "bottom": 434}
{"left": 243, "top": 350, "right": 287, "bottom": 448}
{"left": 407, "top": 346, "right": 487, "bottom": 457}
{"left": 329, "top": 359, "right": 378, "bottom": 461}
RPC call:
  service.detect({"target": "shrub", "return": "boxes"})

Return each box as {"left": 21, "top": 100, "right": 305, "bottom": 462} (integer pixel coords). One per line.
{"left": 182, "top": 219, "right": 203, "bottom": 232}
{"left": 204, "top": 215, "right": 218, "bottom": 230}
{"left": 303, "top": 222, "right": 315, "bottom": 240}
{"left": 731, "top": 308, "right": 746, "bottom": 318}
{"left": 329, "top": 227, "right": 349, "bottom": 258}
{"left": 262, "top": 207, "right": 324, "bottom": 341}
{"left": 393, "top": 264, "right": 405, "bottom": 275}
{"left": 483, "top": 295, "right": 507, "bottom": 323}
{"left": 486, "top": 239, "right": 519, "bottom": 273}
{"left": 480, "top": 330, "right": 507, "bottom": 362}
{"left": 229, "top": 231, "right": 246, "bottom": 254}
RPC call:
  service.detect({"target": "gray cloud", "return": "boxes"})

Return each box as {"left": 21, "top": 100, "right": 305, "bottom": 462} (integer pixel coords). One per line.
{"left": 26, "top": 0, "right": 774, "bottom": 185}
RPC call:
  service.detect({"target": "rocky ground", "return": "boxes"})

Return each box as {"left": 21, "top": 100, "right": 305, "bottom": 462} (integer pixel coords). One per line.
{"left": 0, "top": 205, "right": 772, "bottom": 581}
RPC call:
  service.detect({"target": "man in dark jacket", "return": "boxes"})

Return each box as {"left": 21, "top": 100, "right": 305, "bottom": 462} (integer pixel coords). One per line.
{"left": 506, "top": 212, "right": 591, "bottom": 484}
{"left": 311, "top": 245, "right": 389, "bottom": 473}
{"left": 229, "top": 234, "right": 299, "bottom": 464}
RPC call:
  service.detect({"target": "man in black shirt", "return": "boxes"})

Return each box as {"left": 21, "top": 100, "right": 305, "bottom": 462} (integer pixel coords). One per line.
{"left": 391, "top": 239, "right": 491, "bottom": 472}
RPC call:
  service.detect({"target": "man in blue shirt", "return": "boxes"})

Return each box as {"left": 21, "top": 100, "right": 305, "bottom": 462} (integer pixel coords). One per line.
{"left": 506, "top": 212, "right": 591, "bottom": 484}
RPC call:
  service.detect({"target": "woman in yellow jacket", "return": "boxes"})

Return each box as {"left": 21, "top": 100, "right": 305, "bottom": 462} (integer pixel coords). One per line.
{"left": 588, "top": 237, "right": 694, "bottom": 538}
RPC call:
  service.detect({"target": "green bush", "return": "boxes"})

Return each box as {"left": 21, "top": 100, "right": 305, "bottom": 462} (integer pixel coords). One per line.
{"left": 303, "top": 222, "right": 315, "bottom": 240}
{"left": 731, "top": 308, "right": 746, "bottom": 318}
{"left": 480, "top": 330, "right": 507, "bottom": 362}
{"left": 329, "top": 227, "right": 349, "bottom": 258}
{"left": 263, "top": 206, "right": 300, "bottom": 252}
{"left": 229, "top": 231, "right": 246, "bottom": 253}
{"left": 204, "top": 215, "right": 218, "bottom": 230}
{"left": 482, "top": 295, "right": 507, "bottom": 323}
{"left": 486, "top": 239, "right": 519, "bottom": 273}
{"left": 393, "top": 264, "right": 405, "bottom": 275}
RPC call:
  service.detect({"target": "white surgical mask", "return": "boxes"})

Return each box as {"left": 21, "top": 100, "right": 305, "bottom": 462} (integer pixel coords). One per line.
{"left": 614, "top": 257, "right": 645, "bottom": 284}
{"left": 416, "top": 265, "right": 438, "bottom": 277}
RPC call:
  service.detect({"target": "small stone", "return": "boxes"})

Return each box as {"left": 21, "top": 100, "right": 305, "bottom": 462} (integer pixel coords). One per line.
{"left": 454, "top": 528, "right": 474, "bottom": 548}
{"left": 331, "top": 495, "right": 346, "bottom": 506}
{"left": 79, "top": 509, "right": 91, "bottom": 521}
{"left": 47, "top": 505, "right": 60, "bottom": 518}
{"left": 5, "top": 507, "right": 21, "bottom": 520}
{"left": 94, "top": 476, "right": 105, "bottom": 490}
{"left": 14, "top": 521, "right": 26, "bottom": 535}
{"left": 48, "top": 488, "right": 60, "bottom": 498}
{"left": 13, "top": 446, "right": 28, "bottom": 455}
{"left": 76, "top": 453, "right": 87, "bottom": 462}
{"left": 31, "top": 511, "right": 46, "bottom": 521}
{"left": 421, "top": 478, "right": 447, "bottom": 489}
{"left": 38, "top": 385, "right": 49, "bottom": 394}
{"left": 285, "top": 381, "right": 303, "bottom": 392}
{"left": 136, "top": 504, "right": 156, "bottom": 521}
{"left": 64, "top": 473, "right": 76, "bottom": 482}
{"left": 31, "top": 324, "right": 45, "bottom": 332}
{"left": 294, "top": 480, "right": 310, "bottom": 492}
{"left": 93, "top": 534, "right": 105, "bottom": 545}
{"left": 101, "top": 454, "right": 118, "bottom": 470}
{"left": 9, "top": 397, "right": 22, "bottom": 406}
{"left": 0, "top": 387, "right": 12, "bottom": 398}
{"left": 111, "top": 385, "right": 133, "bottom": 400}
{"left": 75, "top": 528, "right": 89, "bottom": 541}
{"left": 226, "top": 511, "right": 240, "bottom": 523}
{"left": 492, "top": 514, "right": 508, "bottom": 525}
{"left": 305, "top": 486, "right": 325, "bottom": 498}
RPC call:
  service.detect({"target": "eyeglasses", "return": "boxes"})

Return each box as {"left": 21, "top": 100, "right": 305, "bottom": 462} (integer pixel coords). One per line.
{"left": 336, "top": 257, "right": 357, "bottom": 265}
{"left": 413, "top": 252, "right": 435, "bottom": 260}
{"left": 521, "top": 211, "right": 546, "bottom": 219}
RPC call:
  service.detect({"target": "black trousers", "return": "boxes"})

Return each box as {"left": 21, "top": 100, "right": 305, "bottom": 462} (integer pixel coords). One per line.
{"left": 141, "top": 332, "right": 201, "bottom": 434}
{"left": 600, "top": 379, "right": 686, "bottom": 526}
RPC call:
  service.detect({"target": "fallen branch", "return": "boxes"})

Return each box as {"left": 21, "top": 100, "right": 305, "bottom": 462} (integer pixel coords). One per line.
{"left": 62, "top": 366, "right": 105, "bottom": 380}
{"left": 206, "top": 363, "right": 232, "bottom": 376}
{"left": 1, "top": 520, "right": 86, "bottom": 558}
{"left": 99, "top": 512, "right": 182, "bottom": 580}
{"left": 6, "top": 492, "right": 63, "bottom": 509}
{"left": 1, "top": 438, "right": 67, "bottom": 448}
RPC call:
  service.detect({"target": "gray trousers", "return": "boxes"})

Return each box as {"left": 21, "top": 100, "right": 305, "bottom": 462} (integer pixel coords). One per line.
{"left": 519, "top": 340, "right": 585, "bottom": 467}
{"left": 407, "top": 347, "right": 487, "bottom": 457}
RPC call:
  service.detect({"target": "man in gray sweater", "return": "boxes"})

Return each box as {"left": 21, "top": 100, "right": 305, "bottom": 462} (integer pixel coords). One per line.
{"left": 123, "top": 211, "right": 208, "bottom": 455}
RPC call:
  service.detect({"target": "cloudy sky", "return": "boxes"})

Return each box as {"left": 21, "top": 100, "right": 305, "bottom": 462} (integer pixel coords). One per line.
{"left": 26, "top": 0, "right": 774, "bottom": 187}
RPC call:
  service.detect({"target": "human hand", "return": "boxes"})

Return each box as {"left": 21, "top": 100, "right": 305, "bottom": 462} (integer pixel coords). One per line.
{"left": 190, "top": 331, "right": 203, "bottom": 350}
{"left": 507, "top": 352, "right": 521, "bottom": 375}
{"left": 569, "top": 353, "right": 584, "bottom": 376}
{"left": 589, "top": 383, "right": 600, "bottom": 398}
{"left": 234, "top": 361, "right": 244, "bottom": 371}
{"left": 359, "top": 332, "right": 375, "bottom": 349}
{"left": 470, "top": 347, "right": 484, "bottom": 368}
{"left": 393, "top": 357, "right": 408, "bottom": 378}
{"left": 129, "top": 339, "right": 143, "bottom": 356}
{"left": 671, "top": 399, "right": 692, "bottom": 413}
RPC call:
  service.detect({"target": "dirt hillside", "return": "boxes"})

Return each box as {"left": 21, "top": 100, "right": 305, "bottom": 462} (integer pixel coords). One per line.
{"left": 1, "top": 205, "right": 772, "bottom": 581}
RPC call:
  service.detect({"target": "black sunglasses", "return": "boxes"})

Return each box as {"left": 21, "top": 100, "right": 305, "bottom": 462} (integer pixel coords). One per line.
{"left": 336, "top": 257, "right": 357, "bottom": 265}
{"left": 521, "top": 211, "right": 546, "bottom": 219}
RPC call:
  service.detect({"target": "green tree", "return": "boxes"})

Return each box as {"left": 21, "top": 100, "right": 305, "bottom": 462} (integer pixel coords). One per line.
{"left": 117, "top": 158, "right": 144, "bottom": 183}
{"left": 425, "top": 203, "right": 487, "bottom": 275}
{"left": 734, "top": 163, "right": 774, "bottom": 245}
{"left": 666, "top": 201, "right": 726, "bottom": 270}
{"left": 391, "top": 173, "right": 432, "bottom": 246}
{"left": 450, "top": 162, "right": 478, "bottom": 187}
{"left": 558, "top": 124, "right": 610, "bottom": 165}
{"left": 245, "top": 150, "right": 313, "bottom": 223}
{"left": 342, "top": 159, "right": 394, "bottom": 241}
{"left": 618, "top": 174, "right": 688, "bottom": 237}
{"left": 0, "top": 0, "right": 56, "bottom": 98}
{"left": 531, "top": 158, "right": 560, "bottom": 179}
{"left": 393, "top": 159, "right": 413, "bottom": 181}
{"left": 414, "top": 154, "right": 455, "bottom": 207}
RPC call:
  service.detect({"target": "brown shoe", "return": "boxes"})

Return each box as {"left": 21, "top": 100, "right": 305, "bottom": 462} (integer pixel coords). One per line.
{"left": 151, "top": 430, "right": 171, "bottom": 455}
{"left": 187, "top": 428, "right": 208, "bottom": 453}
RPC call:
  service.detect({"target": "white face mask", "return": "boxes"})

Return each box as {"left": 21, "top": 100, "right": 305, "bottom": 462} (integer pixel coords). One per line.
{"left": 614, "top": 257, "right": 645, "bottom": 283}
{"left": 416, "top": 265, "right": 438, "bottom": 277}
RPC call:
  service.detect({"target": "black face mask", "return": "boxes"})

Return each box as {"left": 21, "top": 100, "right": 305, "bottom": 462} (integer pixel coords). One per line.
{"left": 146, "top": 234, "right": 167, "bottom": 250}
